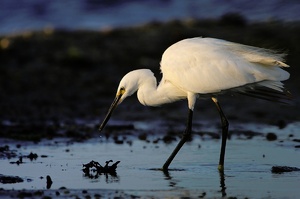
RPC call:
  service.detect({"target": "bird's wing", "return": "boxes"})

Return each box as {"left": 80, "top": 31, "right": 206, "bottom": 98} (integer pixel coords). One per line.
{"left": 160, "top": 37, "right": 289, "bottom": 94}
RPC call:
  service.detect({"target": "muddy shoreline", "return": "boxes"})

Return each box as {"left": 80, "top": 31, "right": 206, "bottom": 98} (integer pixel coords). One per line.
{"left": 1, "top": 18, "right": 300, "bottom": 134}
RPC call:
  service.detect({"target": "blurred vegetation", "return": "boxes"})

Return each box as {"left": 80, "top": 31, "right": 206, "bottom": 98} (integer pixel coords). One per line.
{"left": 0, "top": 15, "right": 299, "bottom": 136}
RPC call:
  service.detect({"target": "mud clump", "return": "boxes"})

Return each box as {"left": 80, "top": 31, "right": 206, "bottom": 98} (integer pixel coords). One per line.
{"left": 27, "top": 152, "right": 38, "bottom": 160}
{"left": 46, "top": 175, "right": 53, "bottom": 189}
{"left": 271, "top": 166, "right": 300, "bottom": 174}
{"left": 82, "top": 160, "right": 120, "bottom": 178}
{"left": 9, "top": 152, "right": 39, "bottom": 165}
{"left": 0, "top": 145, "right": 18, "bottom": 159}
{"left": 266, "top": 133, "right": 277, "bottom": 141}
{"left": 0, "top": 174, "right": 24, "bottom": 184}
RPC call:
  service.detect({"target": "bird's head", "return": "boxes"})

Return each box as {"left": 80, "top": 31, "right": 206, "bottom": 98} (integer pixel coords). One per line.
{"left": 98, "top": 70, "right": 146, "bottom": 132}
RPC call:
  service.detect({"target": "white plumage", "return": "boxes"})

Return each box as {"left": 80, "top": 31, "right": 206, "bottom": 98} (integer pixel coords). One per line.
{"left": 99, "top": 37, "right": 291, "bottom": 171}
{"left": 161, "top": 37, "right": 289, "bottom": 94}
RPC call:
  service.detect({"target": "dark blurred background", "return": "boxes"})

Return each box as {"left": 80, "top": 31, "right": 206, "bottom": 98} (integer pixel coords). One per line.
{"left": 1, "top": 0, "right": 300, "bottom": 35}
{"left": 0, "top": 0, "right": 300, "bottom": 139}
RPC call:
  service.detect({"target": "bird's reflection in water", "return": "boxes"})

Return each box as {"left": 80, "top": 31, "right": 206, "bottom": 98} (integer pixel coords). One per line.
{"left": 161, "top": 169, "right": 227, "bottom": 197}
{"left": 219, "top": 170, "right": 227, "bottom": 197}
{"left": 148, "top": 168, "right": 184, "bottom": 188}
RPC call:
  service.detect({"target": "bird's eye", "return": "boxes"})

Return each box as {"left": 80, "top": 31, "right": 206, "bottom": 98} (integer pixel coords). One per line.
{"left": 119, "top": 87, "right": 125, "bottom": 95}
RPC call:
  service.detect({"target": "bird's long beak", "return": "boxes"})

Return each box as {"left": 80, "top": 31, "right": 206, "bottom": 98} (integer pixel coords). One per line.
{"left": 99, "top": 93, "right": 123, "bottom": 132}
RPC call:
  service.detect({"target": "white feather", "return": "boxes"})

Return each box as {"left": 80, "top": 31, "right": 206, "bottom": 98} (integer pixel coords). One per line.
{"left": 160, "top": 37, "right": 290, "bottom": 94}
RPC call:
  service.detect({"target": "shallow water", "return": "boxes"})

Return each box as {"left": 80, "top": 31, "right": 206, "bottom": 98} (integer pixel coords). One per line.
{"left": 1, "top": 122, "right": 299, "bottom": 198}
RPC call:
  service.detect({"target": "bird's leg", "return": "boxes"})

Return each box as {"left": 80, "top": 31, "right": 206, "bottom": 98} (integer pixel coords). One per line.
{"left": 212, "top": 97, "right": 229, "bottom": 172}
{"left": 162, "top": 109, "right": 193, "bottom": 171}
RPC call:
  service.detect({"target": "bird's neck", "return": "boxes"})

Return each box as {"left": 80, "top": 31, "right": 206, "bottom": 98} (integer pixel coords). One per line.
{"left": 137, "top": 77, "right": 186, "bottom": 107}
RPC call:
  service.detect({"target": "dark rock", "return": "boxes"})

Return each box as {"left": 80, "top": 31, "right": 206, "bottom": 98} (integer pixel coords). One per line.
{"left": 0, "top": 174, "right": 23, "bottom": 184}
{"left": 46, "top": 175, "right": 53, "bottom": 189}
{"left": 266, "top": 133, "right": 277, "bottom": 141}
{"left": 271, "top": 166, "right": 300, "bottom": 173}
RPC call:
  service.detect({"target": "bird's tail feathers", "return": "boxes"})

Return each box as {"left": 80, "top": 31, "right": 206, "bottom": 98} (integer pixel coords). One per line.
{"left": 237, "top": 81, "right": 293, "bottom": 105}
{"left": 258, "top": 81, "right": 284, "bottom": 92}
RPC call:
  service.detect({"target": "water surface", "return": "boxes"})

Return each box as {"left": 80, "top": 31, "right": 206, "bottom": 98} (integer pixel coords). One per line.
{"left": 1, "top": 122, "right": 299, "bottom": 198}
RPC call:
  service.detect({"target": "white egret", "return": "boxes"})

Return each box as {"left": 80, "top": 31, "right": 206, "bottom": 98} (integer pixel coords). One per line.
{"left": 99, "top": 37, "right": 291, "bottom": 171}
